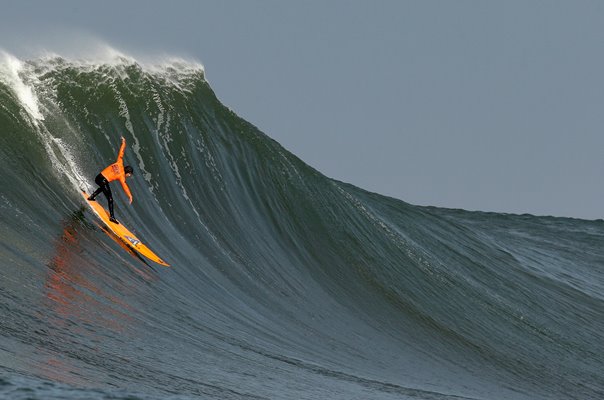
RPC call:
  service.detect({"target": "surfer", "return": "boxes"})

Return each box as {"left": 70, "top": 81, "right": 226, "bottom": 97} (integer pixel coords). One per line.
{"left": 87, "top": 137, "right": 134, "bottom": 224}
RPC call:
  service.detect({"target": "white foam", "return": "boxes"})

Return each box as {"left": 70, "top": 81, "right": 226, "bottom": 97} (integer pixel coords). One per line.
{"left": 0, "top": 47, "right": 206, "bottom": 200}
{"left": 0, "top": 51, "right": 44, "bottom": 121}
{"left": 46, "top": 135, "right": 90, "bottom": 192}
{"left": 0, "top": 50, "right": 91, "bottom": 193}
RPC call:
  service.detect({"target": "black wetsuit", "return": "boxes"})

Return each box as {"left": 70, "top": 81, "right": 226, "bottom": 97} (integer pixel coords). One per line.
{"left": 88, "top": 173, "right": 115, "bottom": 219}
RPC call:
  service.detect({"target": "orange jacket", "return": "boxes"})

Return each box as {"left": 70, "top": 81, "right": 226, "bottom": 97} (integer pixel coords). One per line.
{"left": 101, "top": 137, "right": 133, "bottom": 203}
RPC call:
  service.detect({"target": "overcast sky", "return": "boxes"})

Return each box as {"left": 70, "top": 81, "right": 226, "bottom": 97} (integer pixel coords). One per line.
{"left": 2, "top": 1, "right": 604, "bottom": 219}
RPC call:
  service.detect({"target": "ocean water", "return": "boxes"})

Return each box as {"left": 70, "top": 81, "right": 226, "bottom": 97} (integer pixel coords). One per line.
{"left": 0, "top": 52, "right": 602, "bottom": 400}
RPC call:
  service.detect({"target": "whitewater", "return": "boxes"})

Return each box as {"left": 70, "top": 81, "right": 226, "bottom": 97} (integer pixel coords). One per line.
{"left": 0, "top": 51, "right": 602, "bottom": 400}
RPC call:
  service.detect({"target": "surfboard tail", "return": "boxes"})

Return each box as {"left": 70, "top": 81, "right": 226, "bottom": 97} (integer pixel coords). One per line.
{"left": 82, "top": 191, "right": 170, "bottom": 267}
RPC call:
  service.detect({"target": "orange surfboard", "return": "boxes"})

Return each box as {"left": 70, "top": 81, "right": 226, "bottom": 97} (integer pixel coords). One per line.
{"left": 82, "top": 191, "right": 170, "bottom": 267}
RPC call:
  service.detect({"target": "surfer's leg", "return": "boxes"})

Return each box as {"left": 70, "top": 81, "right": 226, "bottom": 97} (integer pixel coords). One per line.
{"left": 88, "top": 186, "right": 103, "bottom": 201}
{"left": 103, "top": 184, "right": 119, "bottom": 224}
{"left": 89, "top": 174, "right": 106, "bottom": 201}
{"left": 102, "top": 184, "right": 114, "bottom": 218}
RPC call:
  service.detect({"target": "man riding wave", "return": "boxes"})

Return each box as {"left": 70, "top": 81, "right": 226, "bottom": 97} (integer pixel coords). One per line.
{"left": 88, "top": 136, "right": 134, "bottom": 224}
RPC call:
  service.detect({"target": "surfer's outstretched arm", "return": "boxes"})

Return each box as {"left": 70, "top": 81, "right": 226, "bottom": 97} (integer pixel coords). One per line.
{"left": 116, "top": 136, "right": 133, "bottom": 203}
{"left": 120, "top": 178, "right": 133, "bottom": 204}
{"left": 117, "top": 136, "right": 126, "bottom": 163}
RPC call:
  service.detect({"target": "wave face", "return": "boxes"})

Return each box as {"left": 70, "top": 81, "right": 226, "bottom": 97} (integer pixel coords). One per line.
{"left": 0, "top": 53, "right": 603, "bottom": 400}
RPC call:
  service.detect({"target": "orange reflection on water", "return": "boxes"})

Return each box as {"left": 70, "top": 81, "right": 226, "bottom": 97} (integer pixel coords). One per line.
{"left": 38, "top": 209, "right": 154, "bottom": 386}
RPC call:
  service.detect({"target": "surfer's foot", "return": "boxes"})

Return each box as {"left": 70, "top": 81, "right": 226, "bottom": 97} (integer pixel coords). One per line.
{"left": 109, "top": 217, "right": 119, "bottom": 224}
{"left": 87, "top": 196, "right": 96, "bottom": 201}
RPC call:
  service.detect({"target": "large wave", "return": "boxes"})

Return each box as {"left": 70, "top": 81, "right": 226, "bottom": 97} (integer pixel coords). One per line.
{"left": 0, "top": 51, "right": 602, "bottom": 400}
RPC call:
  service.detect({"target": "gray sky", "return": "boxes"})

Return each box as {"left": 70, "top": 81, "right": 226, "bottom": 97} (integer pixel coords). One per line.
{"left": 2, "top": 1, "right": 604, "bottom": 219}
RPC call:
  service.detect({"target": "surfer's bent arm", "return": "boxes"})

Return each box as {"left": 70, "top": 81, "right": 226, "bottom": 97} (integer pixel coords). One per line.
{"left": 117, "top": 136, "right": 126, "bottom": 163}
{"left": 120, "top": 178, "right": 133, "bottom": 204}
